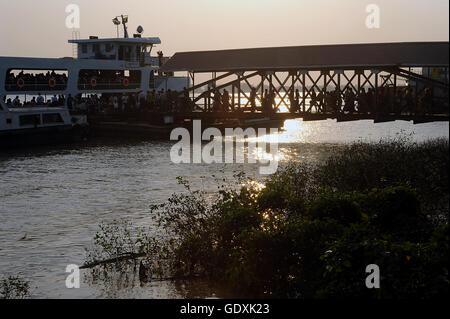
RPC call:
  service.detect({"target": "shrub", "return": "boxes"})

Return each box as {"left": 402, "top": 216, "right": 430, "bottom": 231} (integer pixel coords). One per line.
{"left": 85, "top": 138, "right": 449, "bottom": 299}
{"left": 307, "top": 191, "right": 363, "bottom": 225}
{"left": 0, "top": 276, "right": 30, "bottom": 299}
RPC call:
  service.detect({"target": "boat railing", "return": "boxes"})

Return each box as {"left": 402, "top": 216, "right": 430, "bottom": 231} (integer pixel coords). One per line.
{"left": 77, "top": 81, "right": 141, "bottom": 91}
{"left": 5, "top": 80, "right": 67, "bottom": 92}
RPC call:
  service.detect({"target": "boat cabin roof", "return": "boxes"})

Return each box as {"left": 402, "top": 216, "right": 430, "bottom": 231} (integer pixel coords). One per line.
{"left": 68, "top": 37, "right": 161, "bottom": 45}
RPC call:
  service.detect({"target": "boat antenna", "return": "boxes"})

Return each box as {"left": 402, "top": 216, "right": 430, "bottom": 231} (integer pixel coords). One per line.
{"left": 112, "top": 16, "right": 121, "bottom": 37}
{"left": 112, "top": 15, "right": 129, "bottom": 38}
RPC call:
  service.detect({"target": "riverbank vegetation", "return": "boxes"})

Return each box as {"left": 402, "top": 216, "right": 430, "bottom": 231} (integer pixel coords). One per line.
{"left": 86, "top": 138, "right": 449, "bottom": 298}
{"left": 0, "top": 276, "right": 30, "bottom": 299}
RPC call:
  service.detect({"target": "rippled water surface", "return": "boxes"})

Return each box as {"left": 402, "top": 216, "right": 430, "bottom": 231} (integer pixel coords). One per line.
{"left": 0, "top": 119, "right": 448, "bottom": 298}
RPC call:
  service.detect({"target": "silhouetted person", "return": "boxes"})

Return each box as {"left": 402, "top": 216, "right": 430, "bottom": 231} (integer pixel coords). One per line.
{"left": 250, "top": 87, "right": 257, "bottom": 113}
{"left": 310, "top": 88, "right": 317, "bottom": 111}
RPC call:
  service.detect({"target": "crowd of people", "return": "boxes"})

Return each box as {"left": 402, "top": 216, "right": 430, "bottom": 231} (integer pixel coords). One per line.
{"left": 5, "top": 70, "right": 68, "bottom": 91}
{"left": 4, "top": 94, "right": 67, "bottom": 108}
{"left": 4, "top": 70, "right": 141, "bottom": 92}
{"left": 2, "top": 84, "right": 441, "bottom": 116}
{"left": 300, "top": 86, "right": 411, "bottom": 115}
{"left": 77, "top": 70, "right": 140, "bottom": 90}
{"left": 302, "top": 86, "right": 436, "bottom": 115}
{"left": 199, "top": 85, "right": 437, "bottom": 116}
{"left": 98, "top": 88, "right": 195, "bottom": 114}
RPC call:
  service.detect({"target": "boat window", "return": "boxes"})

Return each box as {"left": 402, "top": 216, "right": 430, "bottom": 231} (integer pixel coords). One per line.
{"left": 19, "top": 114, "right": 41, "bottom": 126}
{"left": 43, "top": 113, "right": 64, "bottom": 124}
{"left": 78, "top": 69, "right": 141, "bottom": 90}
{"left": 82, "top": 44, "right": 88, "bottom": 54}
{"left": 5, "top": 69, "right": 69, "bottom": 92}
{"left": 105, "top": 44, "right": 114, "bottom": 52}
{"left": 6, "top": 119, "right": 12, "bottom": 124}
{"left": 119, "top": 46, "right": 131, "bottom": 61}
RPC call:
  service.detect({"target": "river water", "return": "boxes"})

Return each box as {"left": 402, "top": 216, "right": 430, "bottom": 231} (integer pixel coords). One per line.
{"left": 0, "top": 119, "right": 448, "bottom": 298}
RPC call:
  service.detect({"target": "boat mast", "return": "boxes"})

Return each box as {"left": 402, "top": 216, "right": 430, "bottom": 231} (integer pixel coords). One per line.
{"left": 121, "top": 15, "right": 129, "bottom": 38}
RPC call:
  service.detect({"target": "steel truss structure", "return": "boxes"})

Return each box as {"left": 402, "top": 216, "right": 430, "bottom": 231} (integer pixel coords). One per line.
{"left": 184, "top": 66, "right": 448, "bottom": 123}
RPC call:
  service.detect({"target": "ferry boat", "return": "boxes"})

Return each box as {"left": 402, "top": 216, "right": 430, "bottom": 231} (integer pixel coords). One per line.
{"left": 0, "top": 16, "right": 188, "bottom": 148}
{"left": 0, "top": 104, "right": 88, "bottom": 148}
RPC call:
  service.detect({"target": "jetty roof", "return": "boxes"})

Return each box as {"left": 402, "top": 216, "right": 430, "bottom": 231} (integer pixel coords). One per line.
{"left": 161, "top": 42, "right": 449, "bottom": 72}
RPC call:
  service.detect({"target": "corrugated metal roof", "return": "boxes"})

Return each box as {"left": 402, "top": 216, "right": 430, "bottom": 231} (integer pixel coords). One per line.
{"left": 161, "top": 42, "right": 449, "bottom": 72}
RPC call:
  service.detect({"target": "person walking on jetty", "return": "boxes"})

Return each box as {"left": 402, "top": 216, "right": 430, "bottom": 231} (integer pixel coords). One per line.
{"left": 160, "top": 89, "right": 168, "bottom": 112}
{"left": 270, "top": 90, "right": 277, "bottom": 113}
{"left": 261, "top": 89, "right": 268, "bottom": 114}
{"left": 113, "top": 95, "right": 119, "bottom": 112}
{"left": 138, "top": 91, "right": 146, "bottom": 109}
{"left": 146, "top": 91, "right": 154, "bottom": 111}
{"left": 222, "top": 89, "right": 231, "bottom": 112}
{"left": 212, "top": 90, "right": 222, "bottom": 112}
{"left": 121, "top": 93, "right": 128, "bottom": 112}
{"left": 310, "top": 88, "right": 317, "bottom": 111}
{"left": 66, "top": 94, "right": 74, "bottom": 110}
{"left": 317, "top": 89, "right": 324, "bottom": 111}
{"left": 344, "top": 88, "right": 355, "bottom": 113}
{"left": 249, "top": 87, "right": 257, "bottom": 113}
{"left": 357, "top": 88, "right": 368, "bottom": 114}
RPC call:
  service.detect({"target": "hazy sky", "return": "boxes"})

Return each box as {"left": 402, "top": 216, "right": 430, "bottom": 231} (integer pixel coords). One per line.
{"left": 0, "top": 0, "right": 448, "bottom": 58}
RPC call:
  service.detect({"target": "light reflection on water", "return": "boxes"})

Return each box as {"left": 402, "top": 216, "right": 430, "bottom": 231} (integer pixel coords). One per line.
{"left": 0, "top": 118, "right": 448, "bottom": 298}
{"left": 255, "top": 119, "right": 449, "bottom": 144}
